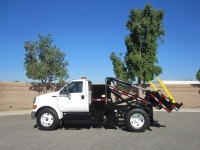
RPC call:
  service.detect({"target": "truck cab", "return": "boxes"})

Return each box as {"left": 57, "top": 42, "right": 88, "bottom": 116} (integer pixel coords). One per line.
{"left": 58, "top": 78, "right": 91, "bottom": 112}
{"left": 31, "top": 77, "right": 93, "bottom": 130}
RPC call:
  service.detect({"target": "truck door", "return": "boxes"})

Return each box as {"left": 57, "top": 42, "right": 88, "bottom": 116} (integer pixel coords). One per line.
{"left": 58, "top": 81, "right": 87, "bottom": 112}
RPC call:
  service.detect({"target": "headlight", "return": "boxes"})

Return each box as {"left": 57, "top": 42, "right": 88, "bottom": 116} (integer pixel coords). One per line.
{"left": 33, "top": 97, "right": 36, "bottom": 104}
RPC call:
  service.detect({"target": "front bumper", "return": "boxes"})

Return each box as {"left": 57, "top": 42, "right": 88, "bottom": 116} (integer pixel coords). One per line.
{"left": 31, "top": 111, "right": 36, "bottom": 119}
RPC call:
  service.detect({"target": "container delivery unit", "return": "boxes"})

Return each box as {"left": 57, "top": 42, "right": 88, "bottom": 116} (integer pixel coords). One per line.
{"left": 31, "top": 77, "right": 183, "bottom": 132}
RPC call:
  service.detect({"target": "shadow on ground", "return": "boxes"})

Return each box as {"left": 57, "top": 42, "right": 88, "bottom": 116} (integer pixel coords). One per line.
{"left": 33, "top": 120, "right": 166, "bottom": 132}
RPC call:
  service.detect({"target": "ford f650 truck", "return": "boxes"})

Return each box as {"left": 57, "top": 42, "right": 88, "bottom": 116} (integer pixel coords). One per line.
{"left": 31, "top": 77, "right": 183, "bottom": 132}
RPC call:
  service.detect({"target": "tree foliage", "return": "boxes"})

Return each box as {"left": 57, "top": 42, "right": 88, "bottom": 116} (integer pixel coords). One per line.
{"left": 110, "top": 3, "right": 165, "bottom": 96}
{"left": 109, "top": 52, "right": 128, "bottom": 82}
{"left": 24, "top": 34, "right": 69, "bottom": 92}
{"left": 196, "top": 69, "right": 200, "bottom": 81}
{"left": 110, "top": 3, "right": 164, "bottom": 85}
{"left": 109, "top": 52, "right": 128, "bottom": 89}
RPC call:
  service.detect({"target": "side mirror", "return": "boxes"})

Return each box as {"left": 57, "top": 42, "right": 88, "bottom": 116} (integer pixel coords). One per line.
{"left": 59, "top": 86, "right": 69, "bottom": 97}
{"left": 64, "top": 86, "right": 71, "bottom": 98}
{"left": 63, "top": 86, "right": 68, "bottom": 93}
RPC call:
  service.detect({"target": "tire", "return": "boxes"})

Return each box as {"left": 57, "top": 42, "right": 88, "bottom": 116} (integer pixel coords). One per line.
{"left": 37, "top": 108, "right": 59, "bottom": 130}
{"left": 125, "top": 109, "right": 150, "bottom": 132}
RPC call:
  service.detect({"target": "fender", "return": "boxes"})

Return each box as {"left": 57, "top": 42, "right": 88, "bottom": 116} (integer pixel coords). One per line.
{"left": 124, "top": 105, "right": 152, "bottom": 118}
{"left": 34, "top": 101, "right": 63, "bottom": 119}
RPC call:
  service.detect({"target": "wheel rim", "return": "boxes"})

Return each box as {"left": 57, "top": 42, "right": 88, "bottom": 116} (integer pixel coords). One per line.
{"left": 40, "top": 113, "right": 54, "bottom": 127}
{"left": 130, "top": 113, "right": 145, "bottom": 128}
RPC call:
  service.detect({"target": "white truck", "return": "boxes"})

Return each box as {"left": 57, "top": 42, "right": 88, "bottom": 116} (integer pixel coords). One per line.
{"left": 31, "top": 77, "right": 182, "bottom": 132}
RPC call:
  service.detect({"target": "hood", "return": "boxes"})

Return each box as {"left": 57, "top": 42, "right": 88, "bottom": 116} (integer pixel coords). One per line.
{"left": 35, "top": 92, "right": 58, "bottom": 103}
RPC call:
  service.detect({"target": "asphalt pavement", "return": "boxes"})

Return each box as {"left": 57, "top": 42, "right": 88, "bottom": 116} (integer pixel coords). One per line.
{"left": 0, "top": 107, "right": 200, "bottom": 117}
{"left": 0, "top": 111, "right": 200, "bottom": 150}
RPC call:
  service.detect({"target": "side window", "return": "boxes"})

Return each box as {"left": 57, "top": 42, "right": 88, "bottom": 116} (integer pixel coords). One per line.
{"left": 59, "top": 86, "right": 68, "bottom": 96}
{"left": 68, "top": 81, "right": 83, "bottom": 93}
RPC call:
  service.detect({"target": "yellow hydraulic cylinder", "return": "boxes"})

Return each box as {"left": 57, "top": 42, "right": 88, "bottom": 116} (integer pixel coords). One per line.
{"left": 149, "top": 80, "right": 158, "bottom": 91}
{"left": 156, "top": 77, "right": 176, "bottom": 103}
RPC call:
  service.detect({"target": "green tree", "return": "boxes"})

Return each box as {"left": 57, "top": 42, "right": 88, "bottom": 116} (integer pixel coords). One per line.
{"left": 24, "top": 34, "right": 69, "bottom": 93}
{"left": 109, "top": 52, "right": 128, "bottom": 82}
{"left": 196, "top": 69, "right": 200, "bottom": 81}
{"left": 110, "top": 3, "right": 164, "bottom": 96}
{"left": 59, "top": 79, "right": 66, "bottom": 85}
{"left": 109, "top": 52, "right": 128, "bottom": 90}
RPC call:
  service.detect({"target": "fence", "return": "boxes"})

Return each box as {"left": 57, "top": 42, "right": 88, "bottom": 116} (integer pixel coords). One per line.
{"left": 0, "top": 81, "right": 199, "bottom": 110}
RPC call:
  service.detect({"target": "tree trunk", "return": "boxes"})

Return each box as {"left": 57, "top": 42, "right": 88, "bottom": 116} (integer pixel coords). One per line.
{"left": 138, "top": 78, "right": 142, "bottom": 97}
{"left": 41, "top": 80, "right": 47, "bottom": 94}
{"left": 42, "top": 85, "right": 47, "bottom": 94}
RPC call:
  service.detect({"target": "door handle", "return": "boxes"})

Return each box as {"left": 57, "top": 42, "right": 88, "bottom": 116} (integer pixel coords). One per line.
{"left": 81, "top": 95, "right": 84, "bottom": 99}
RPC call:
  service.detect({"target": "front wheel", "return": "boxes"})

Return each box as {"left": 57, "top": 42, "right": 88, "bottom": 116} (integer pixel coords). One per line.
{"left": 37, "top": 108, "right": 59, "bottom": 130}
{"left": 125, "top": 109, "right": 150, "bottom": 132}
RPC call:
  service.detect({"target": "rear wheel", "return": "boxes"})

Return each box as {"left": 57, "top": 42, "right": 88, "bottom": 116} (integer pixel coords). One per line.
{"left": 37, "top": 108, "right": 59, "bottom": 130}
{"left": 125, "top": 109, "right": 150, "bottom": 132}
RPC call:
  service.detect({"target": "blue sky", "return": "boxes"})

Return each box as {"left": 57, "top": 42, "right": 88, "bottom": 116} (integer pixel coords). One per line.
{"left": 0, "top": 0, "right": 200, "bottom": 83}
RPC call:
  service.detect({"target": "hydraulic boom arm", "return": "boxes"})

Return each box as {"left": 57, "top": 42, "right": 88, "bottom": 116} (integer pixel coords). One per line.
{"left": 105, "top": 77, "right": 183, "bottom": 113}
